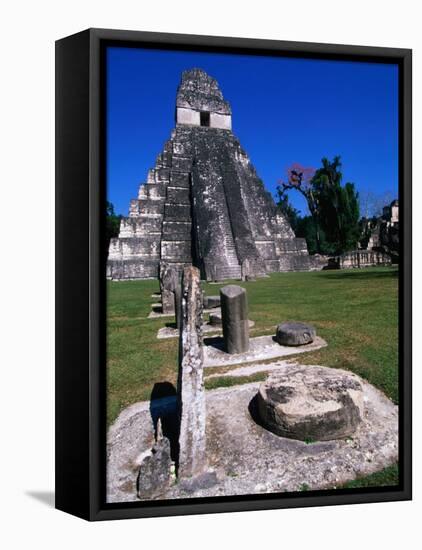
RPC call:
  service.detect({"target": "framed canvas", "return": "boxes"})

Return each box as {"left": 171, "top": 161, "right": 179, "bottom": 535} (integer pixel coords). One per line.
{"left": 55, "top": 28, "right": 412, "bottom": 521}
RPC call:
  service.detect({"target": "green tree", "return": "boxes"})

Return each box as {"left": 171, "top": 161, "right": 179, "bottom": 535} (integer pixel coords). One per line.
{"left": 106, "top": 201, "right": 121, "bottom": 251}
{"left": 275, "top": 192, "right": 301, "bottom": 232}
{"left": 278, "top": 157, "right": 360, "bottom": 255}
{"left": 312, "top": 157, "right": 360, "bottom": 253}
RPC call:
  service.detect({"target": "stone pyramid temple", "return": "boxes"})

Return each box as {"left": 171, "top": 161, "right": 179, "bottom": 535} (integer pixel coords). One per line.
{"left": 107, "top": 69, "right": 320, "bottom": 281}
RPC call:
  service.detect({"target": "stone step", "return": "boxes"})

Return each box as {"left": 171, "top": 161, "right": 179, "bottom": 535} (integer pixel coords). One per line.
{"left": 224, "top": 258, "right": 239, "bottom": 267}
{"left": 216, "top": 266, "right": 242, "bottom": 280}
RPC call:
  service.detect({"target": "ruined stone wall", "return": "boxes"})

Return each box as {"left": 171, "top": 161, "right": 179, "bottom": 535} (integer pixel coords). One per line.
{"left": 338, "top": 250, "right": 392, "bottom": 269}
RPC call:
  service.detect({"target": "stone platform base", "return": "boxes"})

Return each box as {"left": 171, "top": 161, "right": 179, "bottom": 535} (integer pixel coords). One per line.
{"left": 203, "top": 335, "right": 327, "bottom": 368}
{"left": 157, "top": 320, "right": 255, "bottom": 339}
{"left": 148, "top": 306, "right": 218, "bottom": 319}
{"left": 107, "top": 365, "right": 398, "bottom": 503}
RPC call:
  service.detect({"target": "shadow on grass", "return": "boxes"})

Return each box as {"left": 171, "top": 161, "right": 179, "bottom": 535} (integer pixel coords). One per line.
{"left": 317, "top": 269, "right": 398, "bottom": 280}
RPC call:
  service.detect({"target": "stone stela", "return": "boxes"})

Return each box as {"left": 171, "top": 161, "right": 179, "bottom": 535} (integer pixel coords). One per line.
{"left": 177, "top": 266, "right": 207, "bottom": 478}
{"left": 159, "top": 262, "right": 179, "bottom": 314}
{"left": 220, "top": 285, "right": 250, "bottom": 354}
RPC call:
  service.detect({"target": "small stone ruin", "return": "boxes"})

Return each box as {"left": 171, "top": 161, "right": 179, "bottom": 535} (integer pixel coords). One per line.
{"left": 159, "top": 261, "right": 180, "bottom": 315}
{"left": 136, "top": 419, "right": 173, "bottom": 499}
{"left": 330, "top": 250, "right": 392, "bottom": 270}
{"left": 256, "top": 367, "right": 364, "bottom": 441}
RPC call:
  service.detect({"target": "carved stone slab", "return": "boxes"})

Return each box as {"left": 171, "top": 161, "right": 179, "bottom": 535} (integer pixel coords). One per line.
{"left": 177, "top": 266, "right": 207, "bottom": 478}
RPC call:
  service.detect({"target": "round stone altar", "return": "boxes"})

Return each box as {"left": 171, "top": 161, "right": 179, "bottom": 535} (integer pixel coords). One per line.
{"left": 275, "top": 322, "right": 316, "bottom": 346}
{"left": 256, "top": 366, "right": 364, "bottom": 441}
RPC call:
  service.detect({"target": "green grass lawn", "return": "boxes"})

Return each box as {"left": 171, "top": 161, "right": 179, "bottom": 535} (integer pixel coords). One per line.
{"left": 107, "top": 266, "right": 399, "bottom": 486}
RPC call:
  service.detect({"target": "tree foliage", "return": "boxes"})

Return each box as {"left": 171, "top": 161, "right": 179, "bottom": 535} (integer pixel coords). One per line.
{"left": 276, "top": 156, "right": 360, "bottom": 255}
{"left": 312, "top": 156, "right": 360, "bottom": 253}
{"left": 275, "top": 193, "right": 301, "bottom": 233}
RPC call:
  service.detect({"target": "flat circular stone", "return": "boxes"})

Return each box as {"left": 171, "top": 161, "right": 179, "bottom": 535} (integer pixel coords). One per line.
{"left": 275, "top": 322, "right": 316, "bottom": 346}
{"left": 256, "top": 366, "right": 364, "bottom": 441}
{"left": 209, "top": 313, "right": 222, "bottom": 326}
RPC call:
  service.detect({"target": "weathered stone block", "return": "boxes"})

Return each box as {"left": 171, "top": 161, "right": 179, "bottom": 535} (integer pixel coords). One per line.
{"left": 170, "top": 171, "right": 190, "bottom": 188}
{"left": 275, "top": 322, "right": 316, "bottom": 346}
{"left": 177, "top": 266, "right": 207, "bottom": 479}
{"left": 164, "top": 203, "right": 191, "bottom": 222}
{"left": 276, "top": 238, "right": 308, "bottom": 255}
{"left": 256, "top": 367, "right": 364, "bottom": 441}
{"left": 172, "top": 156, "right": 192, "bottom": 172}
{"left": 166, "top": 186, "right": 190, "bottom": 204}
{"left": 220, "top": 285, "right": 249, "bottom": 354}
{"left": 161, "top": 240, "right": 192, "bottom": 262}
{"left": 138, "top": 199, "right": 165, "bottom": 216}
{"left": 172, "top": 141, "right": 190, "bottom": 156}
{"left": 110, "top": 237, "right": 161, "bottom": 259}
{"left": 137, "top": 421, "right": 174, "bottom": 499}
{"left": 162, "top": 221, "right": 192, "bottom": 240}
{"left": 129, "top": 199, "right": 140, "bottom": 217}
{"left": 136, "top": 216, "right": 163, "bottom": 235}
{"left": 159, "top": 262, "right": 181, "bottom": 314}
{"left": 176, "top": 107, "right": 201, "bottom": 126}
{"left": 138, "top": 183, "right": 167, "bottom": 200}
{"left": 106, "top": 258, "right": 159, "bottom": 280}
{"left": 210, "top": 112, "right": 232, "bottom": 130}
{"left": 118, "top": 217, "right": 163, "bottom": 238}
{"left": 254, "top": 240, "right": 278, "bottom": 260}
{"left": 156, "top": 153, "right": 172, "bottom": 168}
{"left": 155, "top": 167, "right": 171, "bottom": 182}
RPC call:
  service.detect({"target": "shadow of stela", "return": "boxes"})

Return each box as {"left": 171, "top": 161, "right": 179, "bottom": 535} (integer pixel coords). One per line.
{"left": 203, "top": 336, "right": 225, "bottom": 350}
{"left": 149, "top": 382, "right": 180, "bottom": 468}
{"left": 26, "top": 491, "right": 55, "bottom": 508}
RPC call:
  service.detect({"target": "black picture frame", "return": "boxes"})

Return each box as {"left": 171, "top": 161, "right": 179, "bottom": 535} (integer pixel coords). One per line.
{"left": 55, "top": 28, "right": 412, "bottom": 521}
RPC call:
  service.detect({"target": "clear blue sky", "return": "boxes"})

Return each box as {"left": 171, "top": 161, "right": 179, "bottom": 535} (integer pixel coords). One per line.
{"left": 106, "top": 46, "right": 398, "bottom": 217}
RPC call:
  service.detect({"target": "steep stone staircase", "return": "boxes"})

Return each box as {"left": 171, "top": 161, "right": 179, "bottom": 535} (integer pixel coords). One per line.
{"left": 190, "top": 128, "right": 243, "bottom": 280}
{"left": 217, "top": 216, "right": 242, "bottom": 280}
